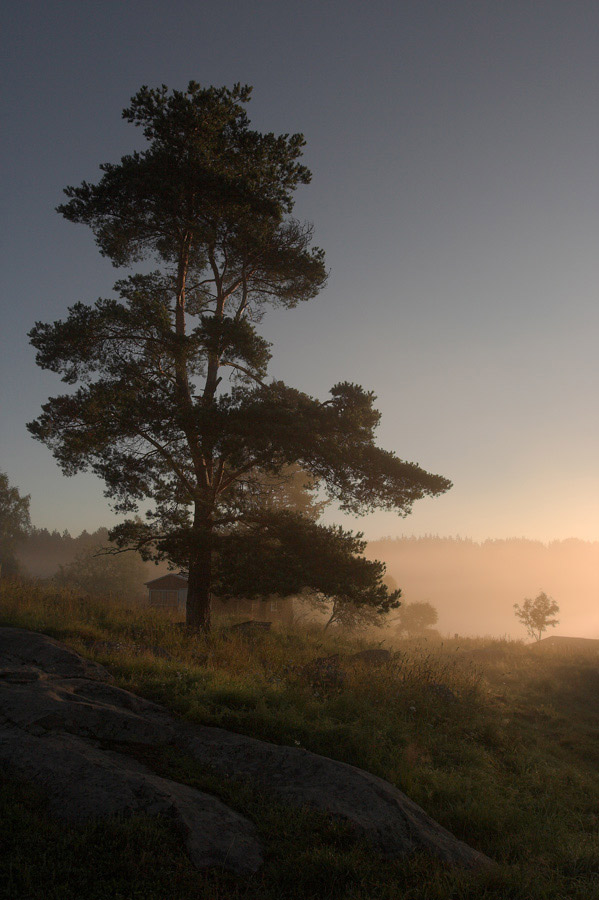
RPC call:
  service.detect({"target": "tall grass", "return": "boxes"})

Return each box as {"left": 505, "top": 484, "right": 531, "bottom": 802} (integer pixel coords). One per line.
{"left": 1, "top": 578, "right": 597, "bottom": 899}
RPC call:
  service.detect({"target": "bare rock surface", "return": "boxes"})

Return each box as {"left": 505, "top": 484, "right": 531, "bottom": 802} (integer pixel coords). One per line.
{"left": 0, "top": 626, "right": 113, "bottom": 681}
{"left": 0, "top": 628, "right": 261, "bottom": 874}
{"left": 181, "top": 727, "right": 491, "bottom": 868}
{"left": 0, "top": 724, "right": 262, "bottom": 873}
{"left": 0, "top": 627, "right": 493, "bottom": 872}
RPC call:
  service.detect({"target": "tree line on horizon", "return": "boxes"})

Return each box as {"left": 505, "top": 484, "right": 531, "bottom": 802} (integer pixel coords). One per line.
{"left": 4, "top": 462, "right": 597, "bottom": 638}
{"left": 10, "top": 517, "right": 597, "bottom": 639}
{"left": 368, "top": 535, "right": 598, "bottom": 638}
{"left": 374, "top": 534, "right": 598, "bottom": 548}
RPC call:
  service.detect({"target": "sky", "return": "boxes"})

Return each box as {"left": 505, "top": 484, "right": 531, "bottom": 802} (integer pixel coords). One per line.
{"left": 1, "top": 0, "right": 598, "bottom": 542}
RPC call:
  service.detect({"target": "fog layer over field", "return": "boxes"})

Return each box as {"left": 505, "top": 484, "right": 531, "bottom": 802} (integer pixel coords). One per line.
{"left": 367, "top": 537, "right": 599, "bottom": 639}
{"left": 15, "top": 530, "right": 598, "bottom": 640}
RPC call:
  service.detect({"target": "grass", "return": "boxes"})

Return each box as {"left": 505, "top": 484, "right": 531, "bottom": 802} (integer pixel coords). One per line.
{"left": 1, "top": 578, "right": 598, "bottom": 899}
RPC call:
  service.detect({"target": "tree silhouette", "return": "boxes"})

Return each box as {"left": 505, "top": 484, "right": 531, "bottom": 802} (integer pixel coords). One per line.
{"left": 28, "top": 82, "right": 451, "bottom": 631}
{"left": 514, "top": 592, "right": 559, "bottom": 641}
{"left": 394, "top": 601, "right": 438, "bottom": 636}
{"left": 0, "top": 472, "right": 31, "bottom": 577}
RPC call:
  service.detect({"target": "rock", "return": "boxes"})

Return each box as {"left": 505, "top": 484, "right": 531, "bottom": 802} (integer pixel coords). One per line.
{"left": 181, "top": 727, "right": 491, "bottom": 868}
{"left": 0, "top": 628, "right": 261, "bottom": 874}
{"left": 349, "top": 648, "right": 391, "bottom": 666}
{"left": 0, "top": 725, "right": 261, "bottom": 873}
{"left": 0, "top": 627, "right": 493, "bottom": 872}
{"left": 230, "top": 620, "right": 271, "bottom": 633}
{"left": 0, "top": 627, "right": 113, "bottom": 682}
{"left": 0, "top": 669, "right": 177, "bottom": 745}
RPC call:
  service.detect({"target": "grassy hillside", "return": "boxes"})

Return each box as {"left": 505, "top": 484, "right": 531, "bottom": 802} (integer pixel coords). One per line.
{"left": 1, "top": 579, "right": 598, "bottom": 899}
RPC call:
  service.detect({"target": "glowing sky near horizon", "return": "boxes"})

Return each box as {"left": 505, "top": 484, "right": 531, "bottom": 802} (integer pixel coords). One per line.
{"left": 1, "top": 1, "right": 598, "bottom": 542}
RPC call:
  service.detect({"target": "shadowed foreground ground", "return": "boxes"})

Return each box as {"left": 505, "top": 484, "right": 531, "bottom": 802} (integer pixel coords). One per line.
{"left": 0, "top": 627, "right": 492, "bottom": 874}
{"left": 1, "top": 581, "right": 597, "bottom": 899}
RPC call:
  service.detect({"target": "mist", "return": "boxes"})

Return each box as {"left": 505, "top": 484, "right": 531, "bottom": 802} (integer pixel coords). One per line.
{"left": 367, "top": 536, "right": 599, "bottom": 640}
{"left": 15, "top": 528, "right": 598, "bottom": 641}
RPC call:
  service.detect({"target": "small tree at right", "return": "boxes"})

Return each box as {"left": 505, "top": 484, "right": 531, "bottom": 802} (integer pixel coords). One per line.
{"left": 394, "top": 601, "right": 438, "bottom": 637}
{"left": 514, "top": 592, "right": 559, "bottom": 642}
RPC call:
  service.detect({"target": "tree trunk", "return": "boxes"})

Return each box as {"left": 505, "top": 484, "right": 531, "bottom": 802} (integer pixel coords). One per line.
{"left": 173, "top": 238, "right": 214, "bottom": 635}
{"left": 186, "top": 542, "right": 212, "bottom": 633}
{"left": 323, "top": 603, "right": 337, "bottom": 631}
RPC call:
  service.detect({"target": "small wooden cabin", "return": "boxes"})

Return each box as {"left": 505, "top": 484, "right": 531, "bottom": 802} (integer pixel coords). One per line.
{"left": 145, "top": 573, "right": 294, "bottom": 625}
{"left": 144, "top": 574, "right": 188, "bottom": 612}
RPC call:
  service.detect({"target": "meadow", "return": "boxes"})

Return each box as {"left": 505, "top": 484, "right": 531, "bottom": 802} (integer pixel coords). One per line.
{"left": 1, "top": 579, "right": 597, "bottom": 899}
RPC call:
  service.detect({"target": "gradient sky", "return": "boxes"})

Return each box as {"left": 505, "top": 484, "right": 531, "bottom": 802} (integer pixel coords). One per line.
{"left": 1, "top": 1, "right": 598, "bottom": 541}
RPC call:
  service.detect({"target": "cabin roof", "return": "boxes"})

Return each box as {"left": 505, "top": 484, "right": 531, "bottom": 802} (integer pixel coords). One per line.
{"left": 145, "top": 573, "right": 188, "bottom": 590}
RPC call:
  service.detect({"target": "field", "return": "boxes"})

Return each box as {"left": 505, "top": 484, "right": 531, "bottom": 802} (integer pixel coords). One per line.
{"left": 1, "top": 579, "right": 598, "bottom": 899}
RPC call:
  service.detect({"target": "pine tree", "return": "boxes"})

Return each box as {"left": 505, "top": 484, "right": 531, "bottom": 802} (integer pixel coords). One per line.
{"left": 28, "top": 83, "right": 451, "bottom": 631}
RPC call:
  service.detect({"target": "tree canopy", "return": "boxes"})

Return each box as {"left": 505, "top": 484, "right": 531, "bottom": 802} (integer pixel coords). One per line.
{"left": 393, "top": 601, "right": 439, "bottom": 636}
{"left": 514, "top": 592, "right": 559, "bottom": 642}
{"left": 28, "top": 82, "right": 451, "bottom": 631}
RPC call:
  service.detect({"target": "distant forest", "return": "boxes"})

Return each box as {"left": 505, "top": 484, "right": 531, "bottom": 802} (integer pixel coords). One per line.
{"left": 14, "top": 530, "right": 599, "bottom": 639}
{"left": 14, "top": 527, "right": 164, "bottom": 597}
{"left": 15, "top": 527, "right": 112, "bottom": 578}
{"left": 368, "top": 537, "right": 599, "bottom": 639}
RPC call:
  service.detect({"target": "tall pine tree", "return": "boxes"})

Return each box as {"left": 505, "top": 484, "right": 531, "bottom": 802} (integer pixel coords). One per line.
{"left": 28, "top": 83, "right": 451, "bottom": 631}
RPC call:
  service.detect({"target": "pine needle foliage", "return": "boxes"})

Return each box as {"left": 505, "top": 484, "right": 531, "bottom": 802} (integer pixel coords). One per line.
{"left": 28, "top": 83, "right": 451, "bottom": 630}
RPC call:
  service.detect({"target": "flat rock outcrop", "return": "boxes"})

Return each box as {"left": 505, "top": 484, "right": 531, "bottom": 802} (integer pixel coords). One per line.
{"left": 0, "top": 627, "right": 493, "bottom": 872}
{"left": 0, "top": 628, "right": 261, "bottom": 874}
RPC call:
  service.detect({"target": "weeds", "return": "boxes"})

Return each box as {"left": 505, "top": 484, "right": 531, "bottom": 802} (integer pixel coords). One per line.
{"left": 0, "top": 578, "right": 598, "bottom": 899}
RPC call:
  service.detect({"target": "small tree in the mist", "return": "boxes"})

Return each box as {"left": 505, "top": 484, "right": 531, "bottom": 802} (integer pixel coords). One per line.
{"left": 394, "top": 601, "right": 438, "bottom": 636}
{"left": 514, "top": 592, "right": 559, "bottom": 642}
{"left": 55, "top": 542, "right": 148, "bottom": 601}
{"left": 0, "top": 473, "right": 31, "bottom": 577}
{"left": 28, "top": 82, "right": 451, "bottom": 632}
{"left": 297, "top": 565, "right": 402, "bottom": 631}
